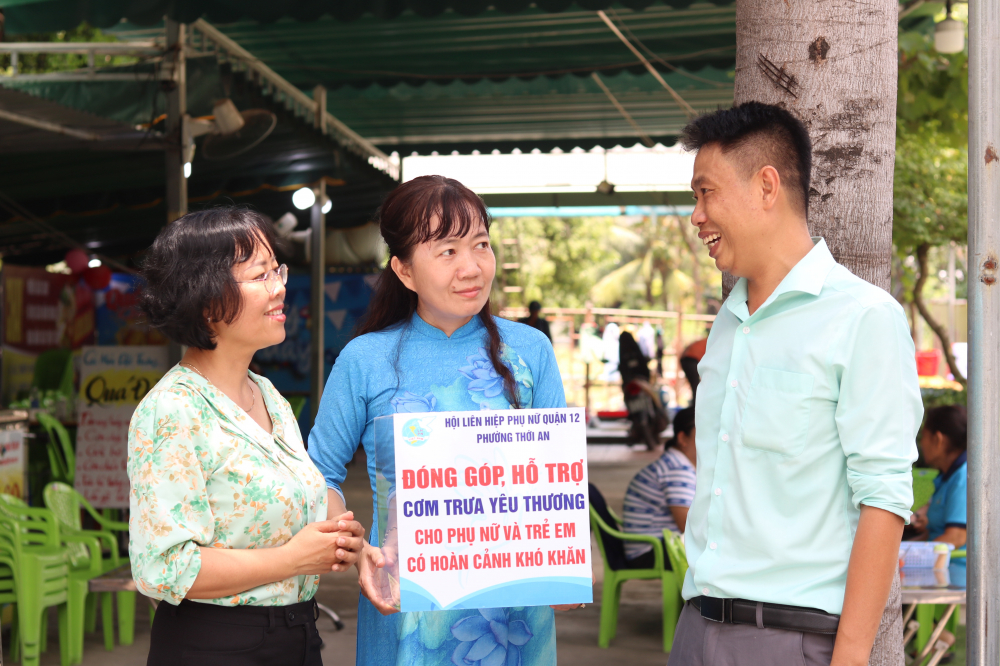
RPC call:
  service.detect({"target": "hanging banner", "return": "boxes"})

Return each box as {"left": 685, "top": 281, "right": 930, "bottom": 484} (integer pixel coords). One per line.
{"left": 1, "top": 266, "right": 94, "bottom": 403}
{"left": 75, "top": 346, "right": 168, "bottom": 507}
{"left": 385, "top": 407, "right": 593, "bottom": 612}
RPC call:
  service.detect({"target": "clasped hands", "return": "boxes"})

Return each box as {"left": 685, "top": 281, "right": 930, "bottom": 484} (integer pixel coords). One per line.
{"left": 282, "top": 511, "right": 367, "bottom": 576}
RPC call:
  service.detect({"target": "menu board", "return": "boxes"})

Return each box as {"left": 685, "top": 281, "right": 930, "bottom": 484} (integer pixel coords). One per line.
{"left": 74, "top": 346, "right": 168, "bottom": 507}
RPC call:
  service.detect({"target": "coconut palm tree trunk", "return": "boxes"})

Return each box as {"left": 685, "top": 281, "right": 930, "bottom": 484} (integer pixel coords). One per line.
{"left": 732, "top": 0, "right": 902, "bottom": 664}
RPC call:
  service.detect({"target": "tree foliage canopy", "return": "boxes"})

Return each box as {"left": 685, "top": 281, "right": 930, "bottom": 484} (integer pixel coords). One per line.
{"left": 893, "top": 127, "right": 968, "bottom": 253}
{"left": 897, "top": 30, "right": 968, "bottom": 144}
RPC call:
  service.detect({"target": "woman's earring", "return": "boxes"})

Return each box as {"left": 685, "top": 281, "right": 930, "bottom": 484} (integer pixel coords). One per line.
{"left": 206, "top": 317, "right": 212, "bottom": 323}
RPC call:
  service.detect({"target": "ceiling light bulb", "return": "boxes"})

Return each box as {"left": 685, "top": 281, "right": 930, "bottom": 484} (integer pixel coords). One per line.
{"left": 292, "top": 187, "right": 316, "bottom": 210}
{"left": 935, "top": 18, "right": 964, "bottom": 54}
{"left": 322, "top": 199, "right": 332, "bottom": 214}
{"left": 88, "top": 258, "right": 102, "bottom": 268}
{"left": 183, "top": 162, "right": 192, "bottom": 179}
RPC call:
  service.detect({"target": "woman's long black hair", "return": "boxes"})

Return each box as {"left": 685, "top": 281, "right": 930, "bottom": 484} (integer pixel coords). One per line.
{"left": 356, "top": 175, "right": 521, "bottom": 408}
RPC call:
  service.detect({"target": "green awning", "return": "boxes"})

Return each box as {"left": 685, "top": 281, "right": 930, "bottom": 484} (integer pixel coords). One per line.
{"left": 0, "top": 58, "right": 395, "bottom": 264}
{"left": 3, "top": 0, "right": 732, "bottom": 34}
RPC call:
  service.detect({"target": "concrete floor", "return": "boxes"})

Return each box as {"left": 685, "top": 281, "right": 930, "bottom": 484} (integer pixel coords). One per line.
{"left": 8, "top": 445, "right": 669, "bottom": 666}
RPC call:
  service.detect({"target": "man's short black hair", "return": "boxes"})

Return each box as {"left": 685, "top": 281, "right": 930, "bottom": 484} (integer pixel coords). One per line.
{"left": 139, "top": 207, "right": 278, "bottom": 350}
{"left": 680, "top": 102, "right": 812, "bottom": 216}
{"left": 528, "top": 301, "right": 542, "bottom": 313}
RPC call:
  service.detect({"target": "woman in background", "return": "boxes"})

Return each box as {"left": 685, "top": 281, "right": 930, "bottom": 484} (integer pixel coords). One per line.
{"left": 910, "top": 404, "right": 968, "bottom": 558}
{"left": 621, "top": 406, "right": 697, "bottom": 568}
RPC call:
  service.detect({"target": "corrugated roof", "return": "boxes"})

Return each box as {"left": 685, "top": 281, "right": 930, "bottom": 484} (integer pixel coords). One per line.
{"left": 2, "top": 0, "right": 733, "bottom": 34}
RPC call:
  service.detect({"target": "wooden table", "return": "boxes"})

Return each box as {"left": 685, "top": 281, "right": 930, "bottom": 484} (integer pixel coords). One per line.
{"left": 89, "top": 564, "right": 155, "bottom": 648}
{"left": 900, "top": 564, "right": 966, "bottom": 666}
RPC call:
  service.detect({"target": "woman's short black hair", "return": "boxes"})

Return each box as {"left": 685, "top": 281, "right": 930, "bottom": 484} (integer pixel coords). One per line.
{"left": 139, "top": 207, "right": 278, "bottom": 350}
{"left": 924, "top": 404, "right": 968, "bottom": 453}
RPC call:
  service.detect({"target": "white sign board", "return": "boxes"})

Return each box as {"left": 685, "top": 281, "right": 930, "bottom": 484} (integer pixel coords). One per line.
{"left": 75, "top": 346, "right": 168, "bottom": 507}
{"left": 0, "top": 430, "right": 25, "bottom": 499}
{"left": 392, "top": 407, "right": 593, "bottom": 612}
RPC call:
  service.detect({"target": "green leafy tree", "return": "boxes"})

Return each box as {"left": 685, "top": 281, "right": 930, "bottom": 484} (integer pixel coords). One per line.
{"left": 893, "top": 126, "right": 968, "bottom": 383}
{"left": 0, "top": 22, "right": 136, "bottom": 75}
{"left": 897, "top": 29, "right": 968, "bottom": 144}
{"left": 491, "top": 216, "right": 620, "bottom": 308}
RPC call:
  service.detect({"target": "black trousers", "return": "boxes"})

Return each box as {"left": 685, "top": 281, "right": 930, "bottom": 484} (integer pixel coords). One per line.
{"left": 148, "top": 598, "right": 323, "bottom": 666}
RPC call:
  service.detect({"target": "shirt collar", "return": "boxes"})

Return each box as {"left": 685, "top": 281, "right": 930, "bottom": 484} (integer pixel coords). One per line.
{"left": 410, "top": 311, "right": 485, "bottom": 340}
{"left": 174, "top": 365, "right": 302, "bottom": 460}
{"left": 940, "top": 450, "right": 968, "bottom": 483}
{"left": 726, "top": 238, "right": 837, "bottom": 321}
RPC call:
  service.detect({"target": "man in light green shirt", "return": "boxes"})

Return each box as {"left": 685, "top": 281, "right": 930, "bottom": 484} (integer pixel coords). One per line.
{"left": 667, "top": 103, "right": 921, "bottom": 666}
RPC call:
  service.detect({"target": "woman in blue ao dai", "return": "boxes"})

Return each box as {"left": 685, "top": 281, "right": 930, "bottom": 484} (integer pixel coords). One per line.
{"left": 308, "top": 176, "right": 580, "bottom": 666}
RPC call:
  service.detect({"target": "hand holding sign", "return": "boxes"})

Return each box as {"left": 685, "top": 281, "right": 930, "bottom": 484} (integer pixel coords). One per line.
{"left": 358, "top": 540, "right": 400, "bottom": 615}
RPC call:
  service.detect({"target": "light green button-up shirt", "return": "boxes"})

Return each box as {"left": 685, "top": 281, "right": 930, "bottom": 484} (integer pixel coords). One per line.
{"left": 683, "top": 239, "right": 921, "bottom": 615}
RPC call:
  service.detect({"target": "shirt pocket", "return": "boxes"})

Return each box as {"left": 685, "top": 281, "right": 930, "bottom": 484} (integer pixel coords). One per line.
{"left": 740, "top": 367, "right": 814, "bottom": 457}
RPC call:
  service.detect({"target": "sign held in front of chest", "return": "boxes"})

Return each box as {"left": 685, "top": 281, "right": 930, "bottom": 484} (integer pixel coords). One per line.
{"left": 375, "top": 408, "right": 593, "bottom": 612}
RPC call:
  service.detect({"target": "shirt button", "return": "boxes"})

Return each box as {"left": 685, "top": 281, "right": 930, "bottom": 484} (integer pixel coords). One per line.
{"left": 702, "top": 587, "right": 710, "bottom": 595}
{"left": 715, "top": 488, "right": 722, "bottom": 496}
{"left": 710, "top": 542, "right": 717, "bottom": 550}
{"left": 721, "top": 433, "right": 729, "bottom": 442}
{"left": 743, "top": 326, "right": 750, "bottom": 334}
{"left": 730, "top": 380, "right": 738, "bottom": 387}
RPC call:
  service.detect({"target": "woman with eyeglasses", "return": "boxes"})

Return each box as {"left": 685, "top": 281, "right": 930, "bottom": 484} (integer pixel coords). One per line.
{"left": 128, "top": 207, "right": 365, "bottom": 666}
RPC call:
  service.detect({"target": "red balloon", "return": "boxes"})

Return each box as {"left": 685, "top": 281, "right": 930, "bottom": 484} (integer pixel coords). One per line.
{"left": 65, "top": 248, "right": 89, "bottom": 274}
{"left": 82, "top": 265, "right": 112, "bottom": 290}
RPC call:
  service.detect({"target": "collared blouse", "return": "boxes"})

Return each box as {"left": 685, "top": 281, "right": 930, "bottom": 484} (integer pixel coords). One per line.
{"left": 127, "top": 365, "right": 328, "bottom": 607}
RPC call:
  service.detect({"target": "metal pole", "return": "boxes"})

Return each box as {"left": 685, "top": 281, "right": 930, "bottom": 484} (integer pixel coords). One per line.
{"left": 310, "top": 180, "right": 327, "bottom": 426}
{"left": 967, "top": 0, "right": 1000, "bottom": 660}
{"left": 164, "top": 19, "right": 187, "bottom": 223}
{"left": 948, "top": 242, "right": 956, "bottom": 343}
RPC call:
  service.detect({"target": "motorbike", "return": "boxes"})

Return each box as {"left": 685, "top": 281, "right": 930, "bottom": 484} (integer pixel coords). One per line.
{"left": 623, "top": 378, "right": 669, "bottom": 450}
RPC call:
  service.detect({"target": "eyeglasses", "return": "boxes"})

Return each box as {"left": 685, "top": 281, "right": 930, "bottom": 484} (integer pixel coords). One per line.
{"left": 238, "top": 264, "right": 288, "bottom": 295}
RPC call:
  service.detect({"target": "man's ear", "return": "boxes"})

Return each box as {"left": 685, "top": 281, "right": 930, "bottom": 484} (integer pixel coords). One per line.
{"left": 759, "top": 165, "right": 781, "bottom": 211}
{"left": 391, "top": 256, "right": 417, "bottom": 292}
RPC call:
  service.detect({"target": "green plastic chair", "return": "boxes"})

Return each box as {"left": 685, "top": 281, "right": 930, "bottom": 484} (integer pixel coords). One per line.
{"left": 663, "top": 529, "right": 688, "bottom": 591}
{"left": 0, "top": 494, "right": 80, "bottom": 666}
{"left": 589, "top": 494, "right": 681, "bottom": 652}
{"left": 37, "top": 411, "right": 75, "bottom": 486}
{"left": 911, "top": 468, "right": 938, "bottom": 512}
{"left": 44, "top": 482, "right": 135, "bottom": 656}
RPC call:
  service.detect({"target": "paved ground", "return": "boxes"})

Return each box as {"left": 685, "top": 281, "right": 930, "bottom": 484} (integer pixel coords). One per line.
{"left": 9, "top": 445, "right": 671, "bottom": 666}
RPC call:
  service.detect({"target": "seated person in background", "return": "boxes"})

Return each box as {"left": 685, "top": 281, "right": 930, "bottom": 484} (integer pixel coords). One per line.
{"left": 621, "top": 407, "right": 696, "bottom": 568}
{"left": 910, "top": 404, "right": 967, "bottom": 559}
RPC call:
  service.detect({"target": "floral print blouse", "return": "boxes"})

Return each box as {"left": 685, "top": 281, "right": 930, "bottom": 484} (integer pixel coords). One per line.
{"left": 127, "top": 365, "right": 328, "bottom": 607}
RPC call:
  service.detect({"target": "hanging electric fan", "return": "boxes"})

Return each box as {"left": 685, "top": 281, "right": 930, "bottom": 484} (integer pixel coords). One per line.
{"left": 189, "top": 99, "right": 277, "bottom": 161}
